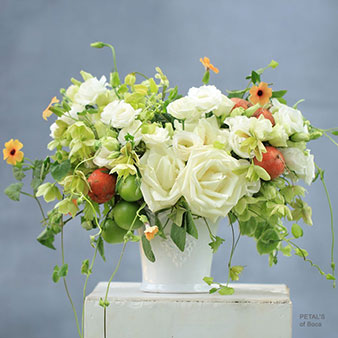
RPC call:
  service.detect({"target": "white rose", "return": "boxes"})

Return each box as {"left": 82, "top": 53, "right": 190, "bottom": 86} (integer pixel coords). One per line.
{"left": 213, "top": 94, "right": 235, "bottom": 117}
{"left": 272, "top": 98, "right": 308, "bottom": 136}
{"left": 194, "top": 116, "right": 228, "bottom": 146}
{"left": 177, "top": 147, "right": 260, "bottom": 222}
{"left": 188, "top": 85, "right": 223, "bottom": 114}
{"left": 167, "top": 97, "right": 201, "bottom": 121}
{"left": 172, "top": 131, "right": 204, "bottom": 161}
{"left": 142, "top": 126, "right": 170, "bottom": 147}
{"left": 74, "top": 76, "right": 108, "bottom": 106}
{"left": 140, "top": 146, "right": 184, "bottom": 212}
{"left": 279, "top": 147, "right": 315, "bottom": 185}
{"left": 225, "top": 115, "right": 273, "bottom": 158}
{"left": 118, "top": 120, "right": 143, "bottom": 145}
{"left": 101, "top": 100, "right": 140, "bottom": 129}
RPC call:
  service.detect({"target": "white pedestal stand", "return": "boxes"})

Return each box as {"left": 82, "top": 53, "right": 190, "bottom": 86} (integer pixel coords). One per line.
{"left": 85, "top": 282, "right": 292, "bottom": 338}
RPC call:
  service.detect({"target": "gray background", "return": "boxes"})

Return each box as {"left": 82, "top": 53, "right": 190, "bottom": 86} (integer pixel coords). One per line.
{"left": 1, "top": 0, "right": 337, "bottom": 337}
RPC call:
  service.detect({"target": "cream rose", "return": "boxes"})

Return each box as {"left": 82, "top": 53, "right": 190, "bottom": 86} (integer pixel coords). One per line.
{"left": 271, "top": 99, "right": 309, "bottom": 136}
{"left": 279, "top": 147, "right": 315, "bottom": 185}
{"left": 74, "top": 76, "right": 108, "bottom": 106}
{"left": 167, "top": 96, "right": 201, "bottom": 121}
{"left": 213, "top": 94, "right": 235, "bottom": 117}
{"left": 142, "top": 126, "right": 170, "bottom": 147}
{"left": 140, "top": 146, "right": 184, "bottom": 212}
{"left": 188, "top": 85, "right": 223, "bottom": 114}
{"left": 101, "top": 100, "right": 140, "bottom": 129}
{"left": 177, "top": 147, "right": 260, "bottom": 222}
{"left": 172, "top": 131, "right": 204, "bottom": 161}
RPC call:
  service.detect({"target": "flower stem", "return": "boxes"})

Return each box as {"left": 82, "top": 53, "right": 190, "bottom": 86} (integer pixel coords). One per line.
{"left": 21, "top": 191, "right": 47, "bottom": 221}
{"left": 61, "top": 226, "right": 82, "bottom": 338}
{"left": 226, "top": 217, "right": 241, "bottom": 285}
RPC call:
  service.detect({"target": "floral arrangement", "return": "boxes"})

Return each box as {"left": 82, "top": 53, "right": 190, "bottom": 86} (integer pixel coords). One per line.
{"left": 3, "top": 42, "right": 336, "bottom": 337}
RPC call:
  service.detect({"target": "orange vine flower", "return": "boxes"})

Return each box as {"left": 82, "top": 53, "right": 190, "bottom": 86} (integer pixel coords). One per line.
{"left": 200, "top": 57, "right": 219, "bottom": 74}
{"left": 3, "top": 139, "right": 24, "bottom": 165}
{"left": 144, "top": 225, "right": 159, "bottom": 241}
{"left": 42, "top": 96, "right": 59, "bottom": 120}
{"left": 249, "top": 82, "right": 272, "bottom": 106}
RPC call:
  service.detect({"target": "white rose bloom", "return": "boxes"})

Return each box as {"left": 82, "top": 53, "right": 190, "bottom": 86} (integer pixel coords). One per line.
{"left": 172, "top": 131, "right": 204, "bottom": 161}
{"left": 118, "top": 120, "right": 143, "bottom": 145}
{"left": 188, "top": 85, "right": 223, "bottom": 114}
{"left": 225, "top": 115, "right": 273, "bottom": 158}
{"left": 140, "top": 146, "right": 184, "bottom": 212}
{"left": 101, "top": 100, "right": 140, "bottom": 129}
{"left": 74, "top": 76, "right": 108, "bottom": 106}
{"left": 167, "top": 96, "right": 201, "bottom": 121}
{"left": 142, "top": 126, "right": 170, "bottom": 147}
{"left": 194, "top": 116, "right": 225, "bottom": 145}
{"left": 280, "top": 147, "right": 315, "bottom": 185}
{"left": 213, "top": 94, "right": 235, "bottom": 117}
{"left": 272, "top": 98, "right": 308, "bottom": 136}
{"left": 177, "top": 147, "right": 260, "bottom": 222}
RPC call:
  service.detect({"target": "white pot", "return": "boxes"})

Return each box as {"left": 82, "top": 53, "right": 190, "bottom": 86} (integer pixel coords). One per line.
{"left": 139, "top": 217, "right": 219, "bottom": 293}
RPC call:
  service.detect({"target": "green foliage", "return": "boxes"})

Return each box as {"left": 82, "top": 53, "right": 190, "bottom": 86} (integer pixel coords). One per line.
{"left": 141, "top": 234, "right": 155, "bottom": 262}
{"left": 51, "top": 160, "right": 71, "bottom": 182}
{"left": 13, "top": 166, "right": 26, "bottom": 180}
{"left": 96, "top": 236, "right": 106, "bottom": 262}
{"left": 291, "top": 223, "right": 303, "bottom": 238}
{"left": 229, "top": 266, "right": 244, "bottom": 281}
{"left": 170, "top": 222, "right": 186, "bottom": 252}
{"left": 81, "top": 259, "right": 90, "bottom": 275}
{"left": 52, "top": 264, "right": 68, "bottom": 283}
{"left": 184, "top": 211, "right": 198, "bottom": 240}
{"left": 36, "top": 183, "right": 62, "bottom": 203}
{"left": 257, "top": 228, "right": 280, "bottom": 255}
{"left": 37, "top": 227, "right": 56, "bottom": 250}
{"left": 209, "top": 236, "right": 225, "bottom": 253}
{"left": 5, "top": 182, "right": 23, "bottom": 201}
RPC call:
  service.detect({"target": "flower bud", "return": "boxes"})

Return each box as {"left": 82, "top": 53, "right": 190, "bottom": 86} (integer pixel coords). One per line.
{"left": 290, "top": 132, "right": 310, "bottom": 142}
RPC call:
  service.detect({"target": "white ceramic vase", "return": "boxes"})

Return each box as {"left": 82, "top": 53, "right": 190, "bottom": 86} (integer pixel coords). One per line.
{"left": 139, "top": 217, "right": 219, "bottom": 293}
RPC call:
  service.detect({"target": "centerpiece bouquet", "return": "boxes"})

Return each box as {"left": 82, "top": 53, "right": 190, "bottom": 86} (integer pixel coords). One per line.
{"left": 3, "top": 42, "right": 336, "bottom": 337}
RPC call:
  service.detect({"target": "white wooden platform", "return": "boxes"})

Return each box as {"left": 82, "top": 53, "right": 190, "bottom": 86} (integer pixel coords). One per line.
{"left": 84, "top": 282, "right": 292, "bottom": 338}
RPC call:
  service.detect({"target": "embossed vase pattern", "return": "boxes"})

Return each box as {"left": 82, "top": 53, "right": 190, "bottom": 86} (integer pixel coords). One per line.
{"left": 139, "top": 218, "right": 219, "bottom": 293}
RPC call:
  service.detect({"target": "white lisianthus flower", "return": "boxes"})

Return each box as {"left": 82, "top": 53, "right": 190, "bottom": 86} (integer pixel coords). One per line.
{"left": 74, "top": 76, "right": 108, "bottom": 106}
{"left": 268, "top": 123, "right": 289, "bottom": 147}
{"left": 49, "top": 104, "right": 83, "bottom": 138}
{"left": 188, "top": 85, "right": 223, "bottom": 114}
{"left": 167, "top": 96, "right": 201, "bottom": 121}
{"left": 177, "top": 147, "right": 260, "bottom": 222}
{"left": 271, "top": 99, "right": 309, "bottom": 136}
{"left": 65, "top": 85, "right": 79, "bottom": 102}
{"left": 142, "top": 126, "right": 170, "bottom": 147}
{"left": 225, "top": 115, "right": 273, "bottom": 158}
{"left": 194, "top": 116, "right": 227, "bottom": 146}
{"left": 140, "top": 146, "right": 184, "bottom": 212}
{"left": 279, "top": 147, "right": 315, "bottom": 185}
{"left": 213, "top": 94, "right": 235, "bottom": 117}
{"left": 118, "top": 120, "right": 143, "bottom": 145}
{"left": 101, "top": 100, "right": 140, "bottom": 129}
{"left": 172, "top": 131, "right": 204, "bottom": 161}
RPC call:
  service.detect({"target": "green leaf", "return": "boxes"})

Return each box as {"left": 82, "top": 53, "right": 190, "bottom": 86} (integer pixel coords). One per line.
{"left": 51, "top": 160, "right": 71, "bottom": 182}
{"left": 52, "top": 265, "right": 60, "bottom": 283}
{"left": 239, "top": 218, "right": 257, "bottom": 236}
{"left": 226, "top": 88, "right": 248, "bottom": 99}
{"left": 13, "top": 166, "right": 26, "bottom": 181}
{"left": 4, "top": 182, "right": 23, "bottom": 201}
{"left": 96, "top": 236, "right": 106, "bottom": 262}
{"left": 170, "top": 223, "right": 186, "bottom": 252}
{"left": 81, "top": 259, "right": 90, "bottom": 275}
{"left": 269, "top": 60, "right": 279, "bottom": 69}
{"left": 185, "top": 211, "right": 198, "bottom": 239}
{"left": 256, "top": 228, "right": 280, "bottom": 255}
{"left": 332, "top": 131, "right": 338, "bottom": 136}
{"left": 254, "top": 165, "right": 271, "bottom": 181}
{"left": 280, "top": 244, "right": 292, "bottom": 257}
{"left": 59, "top": 264, "right": 68, "bottom": 277}
{"left": 141, "top": 234, "right": 156, "bottom": 262}
{"left": 326, "top": 274, "right": 336, "bottom": 280}
{"left": 271, "top": 90, "right": 287, "bottom": 98}
{"left": 276, "top": 97, "right": 287, "bottom": 104}
{"left": 31, "top": 158, "right": 50, "bottom": 192}
{"left": 218, "top": 286, "right": 235, "bottom": 295}
{"left": 229, "top": 265, "right": 244, "bottom": 281}
{"left": 203, "top": 276, "right": 214, "bottom": 286}
{"left": 295, "top": 248, "right": 309, "bottom": 258}
{"left": 37, "top": 228, "right": 56, "bottom": 250}
{"left": 111, "top": 72, "right": 120, "bottom": 87}
{"left": 291, "top": 223, "right": 303, "bottom": 238}
{"left": 202, "top": 71, "right": 210, "bottom": 85}
{"left": 251, "top": 70, "right": 261, "bottom": 84}
{"left": 209, "top": 288, "right": 218, "bottom": 294}
{"left": 209, "top": 236, "right": 225, "bottom": 253}
{"left": 154, "top": 213, "right": 167, "bottom": 239}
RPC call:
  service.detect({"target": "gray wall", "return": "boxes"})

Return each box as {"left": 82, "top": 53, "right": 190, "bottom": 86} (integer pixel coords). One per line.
{"left": 1, "top": 0, "right": 337, "bottom": 337}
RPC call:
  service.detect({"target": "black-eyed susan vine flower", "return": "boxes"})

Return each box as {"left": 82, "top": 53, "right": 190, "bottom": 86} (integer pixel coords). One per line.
{"left": 3, "top": 139, "right": 24, "bottom": 165}
{"left": 249, "top": 82, "right": 272, "bottom": 106}
{"left": 42, "top": 96, "right": 59, "bottom": 120}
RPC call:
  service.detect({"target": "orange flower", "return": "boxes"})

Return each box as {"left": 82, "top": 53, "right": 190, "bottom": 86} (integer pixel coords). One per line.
{"left": 3, "top": 139, "right": 24, "bottom": 165}
{"left": 42, "top": 96, "right": 59, "bottom": 120}
{"left": 249, "top": 82, "right": 272, "bottom": 106}
{"left": 200, "top": 57, "right": 219, "bottom": 74}
{"left": 144, "top": 225, "right": 159, "bottom": 241}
